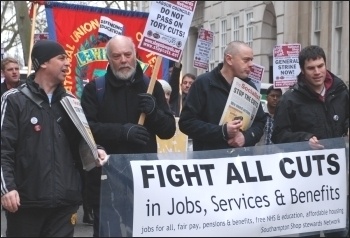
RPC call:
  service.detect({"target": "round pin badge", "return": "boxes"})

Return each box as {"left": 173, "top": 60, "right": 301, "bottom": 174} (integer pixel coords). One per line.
{"left": 333, "top": 115, "right": 339, "bottom": 121}
{"left": 31, "top": 117, "right": 38, "bottom": 124}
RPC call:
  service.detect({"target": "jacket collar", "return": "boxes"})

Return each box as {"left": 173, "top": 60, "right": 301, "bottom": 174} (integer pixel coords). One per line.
{"left": 210, "top": 63, "right": 252, "bottom": 91}
{"left": 26, "top": 73, "right": 66, "bottom": 102}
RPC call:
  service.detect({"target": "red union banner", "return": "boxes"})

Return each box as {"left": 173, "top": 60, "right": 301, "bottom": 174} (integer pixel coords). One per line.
{"left": 45, "top": 2, "right": 170, "bottom": 98}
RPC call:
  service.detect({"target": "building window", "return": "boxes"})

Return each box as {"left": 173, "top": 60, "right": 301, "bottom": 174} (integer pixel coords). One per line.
{"left": 232, "top": 15, "right": 240, "bottom": 41}
{"left": 245, "top": 12, "right": 253, "bottom": 47}
{"left": 209, "top": 23, "right": 216, "bottom": 71}
{"left": 313, "top": 1, "right": 321, "bottom": 45}
{"left": 333, "top": 1, "right": 342, "bottom": 75}
{"left": 220, "top": 19, "right": 227, "bottom": 59}
{"left": 335, "top": 1, "right": 342, "bottom": 27}
{"left": 210, "top": 63, "right": 215, "bottom": 71}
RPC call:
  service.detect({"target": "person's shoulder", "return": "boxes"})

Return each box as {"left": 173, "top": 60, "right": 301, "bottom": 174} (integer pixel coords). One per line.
{"left": 195, "top": 71, "right": 212, "bottom": 82}
{"left": 332, "top": 74, "right": 347, "bottom": 88}
{"left": 278, "top": 87, "right": 296, "bottom": 102}
{"left": 19, "top": 79, "right": 26, "bottom": 85}
{"left": 1, "top": 88, "right": 22, "bottom": 102}
{"left": 83, "top": 78, "right": 97, "bottom": 91}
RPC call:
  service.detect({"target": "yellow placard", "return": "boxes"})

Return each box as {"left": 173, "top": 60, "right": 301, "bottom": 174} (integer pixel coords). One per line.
{"left": 157, "top": 117, "right": 188, "bottom": 153}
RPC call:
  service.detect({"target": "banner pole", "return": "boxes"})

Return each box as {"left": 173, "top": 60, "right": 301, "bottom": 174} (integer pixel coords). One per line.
{"left": 138, "top": 55, "right": 162, "bottom": 125}
{"left": 27, "top": 2, "right": 38, "bottom": 76}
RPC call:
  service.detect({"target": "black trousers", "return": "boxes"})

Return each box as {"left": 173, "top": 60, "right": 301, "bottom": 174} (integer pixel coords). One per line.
{"left": 6, "top": 205, "right": 79, "bottom": 237}
{"left": 92, "top": 204, "right": 100, "bottom": 237}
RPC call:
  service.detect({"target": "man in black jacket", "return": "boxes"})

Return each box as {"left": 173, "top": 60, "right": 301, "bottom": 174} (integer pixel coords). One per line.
{"left": 179, "top": 41, "right": 266, "bottom": 151}
{"left": 81, "top": 35, "right": 176, "bottom": 237}
{"left": 272, "top": 45, "right": 349, "bottom": 237}
{"left": 1, "top": 40, "right": 107, "bottom": 237}
{"left": 272, "top": 45, "right": 349, "bottom": 147}
{"left": 1, "top": 57, "right": 23, "bottom": 97}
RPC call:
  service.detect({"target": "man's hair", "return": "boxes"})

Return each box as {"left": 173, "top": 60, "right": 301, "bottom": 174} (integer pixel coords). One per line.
{"left": 298, "top": 45, "right": 326, "bottom": 70}
{"left": 1, "top": 57, "right": 19, "bottom": 71}
{"left": 181, "top": 73, "right": 196, "bottom": 83}
{"left": 224, "top": 41, "right": 250, "bottom": 57}
{"left": 266, "top": 85, "right": 282, "bottom": 96}
{"left": 105, "top": 35, "right": 136, "bottom": 59}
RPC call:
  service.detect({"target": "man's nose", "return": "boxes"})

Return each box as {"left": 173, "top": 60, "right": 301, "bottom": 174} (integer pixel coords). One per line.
{"left": 120, "top": 55, "right": 127, "bottom": 62}
{"left": 64, "top": 59, "right": 71, "bottom": 67}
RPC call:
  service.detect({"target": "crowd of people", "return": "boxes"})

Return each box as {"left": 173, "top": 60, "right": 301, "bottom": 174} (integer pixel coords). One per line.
{"left": 1, "top": 36, "right": 348, "bottom": 237}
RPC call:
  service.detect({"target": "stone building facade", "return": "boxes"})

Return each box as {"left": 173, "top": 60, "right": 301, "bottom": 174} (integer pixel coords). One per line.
{"left": 139, "top": 1, "right": 349, "bottom": 86}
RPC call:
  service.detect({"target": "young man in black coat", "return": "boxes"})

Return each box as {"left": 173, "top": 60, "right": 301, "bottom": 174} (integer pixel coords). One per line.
{"left": 1, "top": 57, "right": 23, "bottom": 97}
{"left": 272, "top": 45, "right": 349, "bottom": 148}
{"left": 272, "top": 45, "right": 349, "bottom": 237}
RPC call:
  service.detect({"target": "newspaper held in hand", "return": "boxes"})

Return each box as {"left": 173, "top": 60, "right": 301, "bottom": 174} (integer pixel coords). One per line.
{"left": 60, "top": 96, "right": 99, "bottom": 171}
{"left": 79, "top": 140, "right": 110, "bottom": 170}
{"left": 219, "top": 77, "right": 261, "bottom": 131}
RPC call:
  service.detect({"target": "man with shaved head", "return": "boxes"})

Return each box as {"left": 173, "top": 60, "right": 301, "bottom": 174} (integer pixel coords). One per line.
{"left": 179, "top": 41, "right": 266, "bottom": 151}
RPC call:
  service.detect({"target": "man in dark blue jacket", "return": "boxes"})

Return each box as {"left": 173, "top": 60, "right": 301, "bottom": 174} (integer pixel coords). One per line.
{"left": 81, "top": 35, "right": 176, "bottom": 237}
{"left": 179, "top": 41, "right": 266, "bottom": 151}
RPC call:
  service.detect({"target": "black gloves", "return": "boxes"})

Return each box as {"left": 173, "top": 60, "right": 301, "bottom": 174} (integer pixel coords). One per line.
{"left": 138, "top": 93, "right": 156, "bottom": 116}
{"left": 122, "top": 123, "right": 150, "bottom": 145}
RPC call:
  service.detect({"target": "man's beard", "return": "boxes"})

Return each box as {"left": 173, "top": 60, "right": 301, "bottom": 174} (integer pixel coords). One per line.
{"left": 112, "top": 63, "right": 136, "bottom": 81}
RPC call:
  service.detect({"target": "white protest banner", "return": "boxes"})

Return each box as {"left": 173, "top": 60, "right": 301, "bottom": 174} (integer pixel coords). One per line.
{"left": 131, "top": 148, "right": 347, "bottom": 237}
{"left": 98, "top": 16, "right": 124, "bottom": 40}
{"left": 248, "top": 63, "right": 265, "bottom": 92}
{"left": 138, "top": 1, "right": 197, "bottom": 62}
{"left": 273, "top": 43, "right": 301, "bottom": 88}
{"left": 193, "top": 28, "right": 214, "bottom": 70}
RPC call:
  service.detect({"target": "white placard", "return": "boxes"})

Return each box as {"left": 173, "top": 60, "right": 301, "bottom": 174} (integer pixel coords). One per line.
{"left": 138, "top": 1, "right": 197, "bottom": 62}
{"left": 193, "top": 28, "right": 214, "bottom": 70}
{"left": 273, "top": 44, "right": 301, "bottom": 88}
{"left": 98, "top": 16, "right": 124, "bottom": 39}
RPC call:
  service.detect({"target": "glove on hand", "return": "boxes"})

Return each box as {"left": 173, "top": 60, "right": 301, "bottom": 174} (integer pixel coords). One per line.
{"left": 138, "top": 93, "right": 156, "bottom": 115}
{"left": 122, "top": 123, "right": 150, "bottom": 145}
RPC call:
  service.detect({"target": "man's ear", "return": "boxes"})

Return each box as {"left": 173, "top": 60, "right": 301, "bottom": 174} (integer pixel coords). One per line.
{"left": 41, "top": 63, "right": 48, "bottom": 70}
